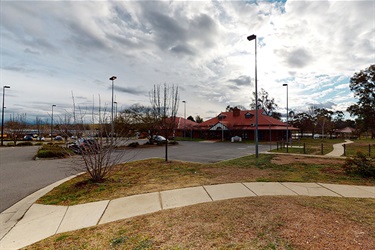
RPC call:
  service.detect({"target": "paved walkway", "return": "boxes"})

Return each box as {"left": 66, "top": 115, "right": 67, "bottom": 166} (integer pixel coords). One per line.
{"left": 325, "top": 139, "right": 354, "bottom": 157}
{"left": 1, "top": 181, "right": 374, "bottom": 249}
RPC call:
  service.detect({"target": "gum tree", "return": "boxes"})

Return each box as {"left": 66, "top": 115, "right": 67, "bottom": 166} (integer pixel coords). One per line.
{"left": 347, "top": 64, "right": 375, "bottom": 138}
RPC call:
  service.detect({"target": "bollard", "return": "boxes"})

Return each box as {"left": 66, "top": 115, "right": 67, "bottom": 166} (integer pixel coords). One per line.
{"left": 303, "top": 143, "right": 306, "bottom": 154}
{"left": 343, "top": 144, "right": 346, "bottom": 156}
{"left": 321, "top": 143, "right": 323, "bottom": 155}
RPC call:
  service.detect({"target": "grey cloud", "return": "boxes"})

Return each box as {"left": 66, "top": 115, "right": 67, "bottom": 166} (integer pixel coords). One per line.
{"left": 146, "top": 10, "right": 186, "bottom": 50}
{"left": 24, "top": 48, "right": 40, "bottom": 55}
{"left": 287, "top": 48, "right": 313, "bottom": 68}
{"left": 306, "top": 101, "right": 336, "bottom": 110}
{"left": 138, "top": 3, "right": 218, "bottom": 54}
{"left": 26, "top": 38, "right": 57, "bottom": 53}
{"left": 170, "top": 44, "right": 195, "bottom": 55}
{"left": 228, "top": 75, "right": 251, "bottom": 86}
{"left": 275, "top": 47, "right": 313, "bottom": 69}
{"left": 114, "top": 86, "right": 146, "bottom": 95}
{"left": 106, "top": 34, "right": 145, "bottom": 49}
{"left": 3, "top": 65, "right": 26, "bottom": 72}
{"left": 65, "top": 22, "right": 107, "bottom": 52}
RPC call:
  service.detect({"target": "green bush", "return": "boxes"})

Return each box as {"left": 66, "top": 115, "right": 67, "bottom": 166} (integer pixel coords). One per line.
{"left": 36, "top": 144, "right": 70, "bottom": 158}
{"left": 342, "top": 152, "right": 375, "bottom": 178}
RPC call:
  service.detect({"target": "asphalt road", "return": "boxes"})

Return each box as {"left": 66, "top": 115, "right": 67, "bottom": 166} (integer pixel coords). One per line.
{"left": 0, "top": 141, "right": 273, "bottom": 212}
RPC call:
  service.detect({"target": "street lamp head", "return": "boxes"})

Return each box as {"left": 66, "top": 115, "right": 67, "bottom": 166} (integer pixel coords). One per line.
{"left": 283, "top": 83, "right": 288, "bottom": 86}
{"left": 247, "top": 34, "right": 256, "bottom": 41}
{"left": 109, "top": 76, "right": 117, "bottom": 81}
{"left": 52, "top": 104, "right": 56, "bottom": 107}
{"left": 182, "top": 100, "right": 186, "bottom": 103}
{"left": 3, "top": 86, "right": 10, "bottom": 89}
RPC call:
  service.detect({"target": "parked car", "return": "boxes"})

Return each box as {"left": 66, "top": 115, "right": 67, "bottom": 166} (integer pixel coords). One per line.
{"left": 37, "top": 137, "right": 45, "bottom": 141}
{"left": 54, "top": 136, "right": 63, "bottom": 141}
{"left": 152, "top": 135, "right": 168, "bottom": 143}
{"left": 23, "top": 135, "right": 33, "bottom": 141}
{"left": 68, "top": 138, "right": 100, "bottom": 154}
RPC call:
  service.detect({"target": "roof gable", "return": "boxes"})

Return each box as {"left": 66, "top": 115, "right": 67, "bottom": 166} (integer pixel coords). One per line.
{"left": 199, "top": 109, "right": 287, "bottom": 128}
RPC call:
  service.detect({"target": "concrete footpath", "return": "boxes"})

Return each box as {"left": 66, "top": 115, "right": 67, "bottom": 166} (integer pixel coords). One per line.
{"left": 1, "top": 181, "right": 374, "bottom": 249}
{"left": 325, "top": 139, "right": 354, "bottom": 157}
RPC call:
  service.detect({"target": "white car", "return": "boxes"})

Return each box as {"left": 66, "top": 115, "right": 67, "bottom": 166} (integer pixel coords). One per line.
{"left": 152, "top": 135, "right": 167, "bottom": 143}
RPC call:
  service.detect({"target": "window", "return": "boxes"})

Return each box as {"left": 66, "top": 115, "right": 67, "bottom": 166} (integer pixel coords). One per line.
{"left": 218, "top": 114, "right": 226, "bottom": 120}
{"left": 245, "top": 112, "right": 254, "bottom": 118}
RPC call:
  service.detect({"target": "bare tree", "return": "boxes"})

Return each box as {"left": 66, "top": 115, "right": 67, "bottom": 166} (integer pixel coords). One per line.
{"left": 6, "top": 113, "right": 27, "bottom": 144}
{"left": 35, "top": 116, "right": 48, "bottom": 140}
{"left": 149, "top": 83, "right": 179, "bottom": 161}
{"left": 124, "top": 103, "right": 160, "bottom": 140}
{"left": 57, "top": 95, "right": 131, "bottom": 182}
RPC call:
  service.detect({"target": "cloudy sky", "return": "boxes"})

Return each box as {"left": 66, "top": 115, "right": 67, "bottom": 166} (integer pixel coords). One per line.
{"left": 1, "top": 0, "right": 374, "bottom": 123}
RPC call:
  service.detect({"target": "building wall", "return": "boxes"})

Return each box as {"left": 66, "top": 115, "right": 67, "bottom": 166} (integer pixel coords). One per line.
{"left": 175, "top": 129, "right": 290, "bottom": 141}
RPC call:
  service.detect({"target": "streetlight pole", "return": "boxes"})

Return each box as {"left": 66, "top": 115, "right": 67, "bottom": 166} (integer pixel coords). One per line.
{"left": 1, "top": 86, "right": 10, "bottom": 146}
{"left": 283, "top": 83, "right": 289, "bottom": 152}
{"left": 182, "top": 100, "right": 186, "bottom": 138}
{"left": 114, "top": 101, "right": 118, "bottom": 119}
{"left": 51, "top": 104, "right": 56, "bottom": 142}
{"left": 109, "top": 76, "right": 117, "bottom": 144}
{"left": 247, "top": 34, "right": 259, "bottom": 158}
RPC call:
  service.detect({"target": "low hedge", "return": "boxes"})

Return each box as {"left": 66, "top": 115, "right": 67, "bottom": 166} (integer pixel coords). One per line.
{"left": 36, "top": 144, "right": 70, "bottom": 158}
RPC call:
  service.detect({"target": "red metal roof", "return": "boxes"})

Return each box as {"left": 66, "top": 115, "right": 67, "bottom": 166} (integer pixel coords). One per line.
{"left": 197, "top": 109, "right": 298, "bottom": 131}
{"left": 173, "top": 117, "right": 198, "bottom": 130}
{"left": 335, "top": 127, "right": 355, "bottom": 133}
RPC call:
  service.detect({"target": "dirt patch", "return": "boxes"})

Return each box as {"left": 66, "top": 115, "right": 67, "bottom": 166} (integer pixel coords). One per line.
{"left": 271, "top": 155, "right": 344, "bottom": 165}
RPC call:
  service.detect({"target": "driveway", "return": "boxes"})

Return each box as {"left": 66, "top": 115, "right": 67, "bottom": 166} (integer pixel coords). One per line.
{"left": 0, "top": 141, "right": 273, "bottom": 212}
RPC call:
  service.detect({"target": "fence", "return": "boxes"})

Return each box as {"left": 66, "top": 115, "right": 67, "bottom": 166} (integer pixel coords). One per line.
{"left": 276, "top": 141, "right": 374, "bottom": 157}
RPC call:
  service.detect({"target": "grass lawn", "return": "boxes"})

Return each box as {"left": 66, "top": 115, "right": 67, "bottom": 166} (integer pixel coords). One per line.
{"left": 272, "top": 138, "right": 346, "bottom": 155}
{"left": 272, "top": 138, "right": 375, "bottom": 157}
{"left": 345, "top": 138, "right": 375, "bottom": 158}
{"left": 37, "top": 154, "right": 375, "bottom": 206}
{"left": 30, "top": 154, "right": 375, "bottom": 249}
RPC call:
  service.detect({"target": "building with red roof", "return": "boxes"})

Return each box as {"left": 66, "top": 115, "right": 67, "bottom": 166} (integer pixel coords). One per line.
{"left": 191, "top": 107, "right": 298, "bottom": 141}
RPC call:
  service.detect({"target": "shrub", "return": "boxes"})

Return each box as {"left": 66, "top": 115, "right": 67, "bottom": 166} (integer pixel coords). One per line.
{"left": 342, "top": 152, "right": 375, "bottom": 178}
{"left": 17, "top": 141, "right": 33, "bottom": 146}
{"left": 36, "top": 144, "right": 70, "bottom": 158}
{"left": 127, "top": 142, "right": 139, "bottom": 148}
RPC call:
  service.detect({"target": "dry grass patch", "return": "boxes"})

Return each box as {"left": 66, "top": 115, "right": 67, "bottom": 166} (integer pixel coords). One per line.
{"left": 26, "top": 197, "right": 375, "bottom": 250}
{"left": 37, "top": 159, "right": 208, "bottom": 206}
{"left": 271, "top": 155, "right": 344, "bottom": 165}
